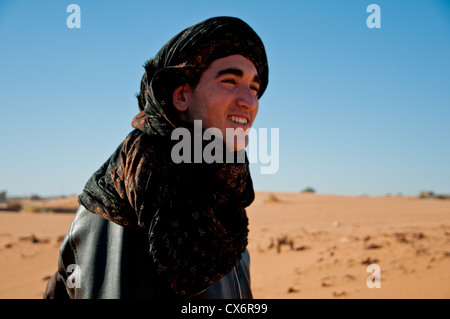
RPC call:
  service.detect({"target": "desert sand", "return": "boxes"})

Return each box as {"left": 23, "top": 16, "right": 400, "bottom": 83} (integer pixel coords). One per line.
{"left": 0, "top": 192, "right": 449, "bottom": 299}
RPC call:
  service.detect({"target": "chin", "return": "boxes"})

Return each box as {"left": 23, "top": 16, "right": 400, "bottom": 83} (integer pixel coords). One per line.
{"left": 225, "top": 136, "right": 248, "bottom": 152}
{"left": 222, "top": 123, "right": 251, "bottom": 151}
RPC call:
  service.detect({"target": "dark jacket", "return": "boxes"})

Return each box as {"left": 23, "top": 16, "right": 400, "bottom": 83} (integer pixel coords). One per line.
{"left": 45, "top": 205, "right": 252, "bottom": 299}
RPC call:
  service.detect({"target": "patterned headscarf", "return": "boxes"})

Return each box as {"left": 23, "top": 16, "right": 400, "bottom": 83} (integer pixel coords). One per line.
{"left": 79, "top": 16, "right": 267, "bottom": 297}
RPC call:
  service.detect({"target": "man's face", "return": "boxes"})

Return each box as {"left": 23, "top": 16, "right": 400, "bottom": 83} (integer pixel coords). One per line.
{"left": 176, "top": 54, "right": 260, "bottom": 151}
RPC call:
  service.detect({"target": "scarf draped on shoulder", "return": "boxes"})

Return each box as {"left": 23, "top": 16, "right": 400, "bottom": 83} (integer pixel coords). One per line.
{"left": 78, "top": 16, "right": 268, "bottom": 297}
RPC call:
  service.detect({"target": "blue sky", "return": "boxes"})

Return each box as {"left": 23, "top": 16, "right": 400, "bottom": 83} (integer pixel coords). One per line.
{"left": 1, "top": 0, "right": 449, "bottom": 197}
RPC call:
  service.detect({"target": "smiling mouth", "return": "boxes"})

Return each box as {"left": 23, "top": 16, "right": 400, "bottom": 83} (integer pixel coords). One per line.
{"left": 228, "top": 115, "right": 249, "bottom": 124}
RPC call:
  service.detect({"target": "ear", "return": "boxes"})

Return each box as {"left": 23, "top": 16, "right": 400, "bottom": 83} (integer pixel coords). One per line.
{"left": 172, "top": 84, "right": 190, "bottom": 112}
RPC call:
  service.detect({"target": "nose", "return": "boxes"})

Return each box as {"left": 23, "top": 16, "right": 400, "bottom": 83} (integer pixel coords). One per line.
{"left": 237, "top": 85, "right": 258, "bottom": 110}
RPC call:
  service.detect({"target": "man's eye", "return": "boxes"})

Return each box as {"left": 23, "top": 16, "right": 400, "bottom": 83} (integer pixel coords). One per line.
{"left": 250, "top": 85, "right": 260, "bottom": 94}
{"left": 221, "top": 79, "right": 236, "bottom": 84}
{"left": 250, "top": 85, "right": 259, "bottom": 95}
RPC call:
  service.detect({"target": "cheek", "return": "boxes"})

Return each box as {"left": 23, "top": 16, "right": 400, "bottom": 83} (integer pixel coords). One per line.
{"left": 189, "top": 93, "right": 221, "bottom": 126}
{"left": 188, "top": 84, "right": 236, "bottom": 128}
{"left": 250, "top": 102, "right": 259, "bottom": 123}
{"left": 187, "top": 91, "right": 208, "bottom": 117}
{"left": 204, "top": 92, "right": 229, "bottom": 119}
{"left": 254, "top": 102, "right": 259, "bottom": 115}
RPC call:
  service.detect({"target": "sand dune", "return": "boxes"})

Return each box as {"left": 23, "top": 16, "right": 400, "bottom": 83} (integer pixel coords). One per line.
{"left": 0, "top": 192, "right": 449, "bottom": 299}
{"left": 247, "top": 192, "right": 450, "bottom": 298}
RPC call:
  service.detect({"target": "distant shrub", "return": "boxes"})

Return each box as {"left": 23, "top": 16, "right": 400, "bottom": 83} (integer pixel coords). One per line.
{"left": 266, "top": 193, "right": 281, "bottom": 202}
{"left": 0, "top": 191, "right": 6, "bottom": 202}
{"left": 301, "top": 187, "right": 316, "bottom": 193}
{"left": 20, "top": 203, "right": 41, "bottom": 213}
{"left": 419, "top": 191, "right": 435, "bottom": 199}
{"left": 418, "top": 191, "right": 450, "bottom": 200}
{"left": 19, "top": 202, "right": 54, "bottom": 213}
{"left": 5, "top": 201, "right": 22, "bottom": 211}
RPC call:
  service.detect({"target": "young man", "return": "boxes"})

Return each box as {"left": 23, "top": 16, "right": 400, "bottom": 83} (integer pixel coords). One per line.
{"left": 44, "top": 16, "right": 268, "bottom": 299}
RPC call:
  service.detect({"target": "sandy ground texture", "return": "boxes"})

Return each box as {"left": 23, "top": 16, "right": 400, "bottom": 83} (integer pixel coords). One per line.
{"left": 0, "top": 192, "right": 449, "bottom": 299}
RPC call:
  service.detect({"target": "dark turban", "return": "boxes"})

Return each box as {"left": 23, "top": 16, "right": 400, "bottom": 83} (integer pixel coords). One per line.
{"left": 136, "top": 16, "right": 269, "bottom": 135}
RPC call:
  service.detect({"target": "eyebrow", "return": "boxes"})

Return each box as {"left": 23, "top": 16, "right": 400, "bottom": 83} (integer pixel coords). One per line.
{"left": 216, "top": 68, "right": 261, "bottom": 84}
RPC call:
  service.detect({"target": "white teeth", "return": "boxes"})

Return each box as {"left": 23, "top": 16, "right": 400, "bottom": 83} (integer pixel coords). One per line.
{"left": 229, "top": 116, "right": 248, "bottom": 124}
